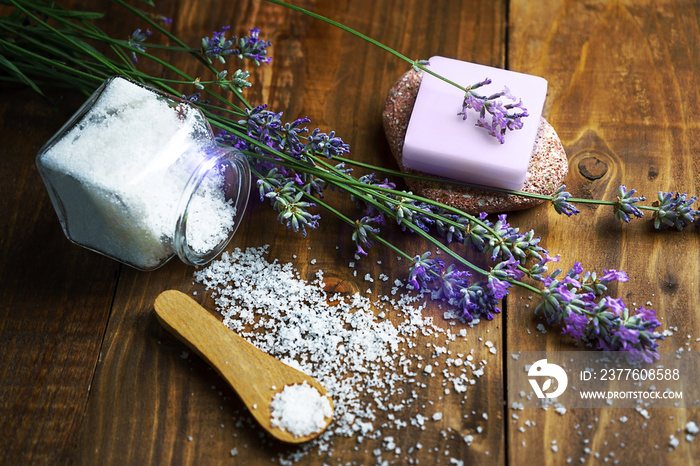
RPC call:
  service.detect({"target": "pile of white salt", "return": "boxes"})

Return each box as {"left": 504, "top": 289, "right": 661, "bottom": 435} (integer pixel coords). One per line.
{"left": 37, "top": 77, "right": 237, "bottom": 269}
{"left": 194, "top": 246, "right": 491, "bottom": 465}
{"left": 270, "top": 382, "right": 332, "bottom": 437}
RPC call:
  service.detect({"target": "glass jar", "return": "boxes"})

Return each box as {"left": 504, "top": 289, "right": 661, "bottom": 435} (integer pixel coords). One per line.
{"left": 36, "top": 76, "right": 251, "bottom": 271}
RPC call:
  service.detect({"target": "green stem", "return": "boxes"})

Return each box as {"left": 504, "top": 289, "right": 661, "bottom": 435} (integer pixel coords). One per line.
{"left": 0, "top": 37, "right": 106, "bottom": 83}
{"left": 8, "top": 0, "right": 124, "bottom": 75}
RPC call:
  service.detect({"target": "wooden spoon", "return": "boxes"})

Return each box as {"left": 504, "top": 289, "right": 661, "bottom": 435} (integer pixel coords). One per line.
{"left": 153, "top": 289, "right": 333, "bottom": 444}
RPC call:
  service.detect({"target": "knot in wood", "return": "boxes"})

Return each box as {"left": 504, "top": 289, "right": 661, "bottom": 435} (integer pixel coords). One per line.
{"left": 578, "top": 156, "right": 608, "bottom": 181}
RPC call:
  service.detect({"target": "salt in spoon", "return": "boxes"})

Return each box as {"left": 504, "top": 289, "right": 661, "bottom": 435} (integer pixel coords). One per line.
{"left": 154, "top": 289, "right": 334, "bottom": 444}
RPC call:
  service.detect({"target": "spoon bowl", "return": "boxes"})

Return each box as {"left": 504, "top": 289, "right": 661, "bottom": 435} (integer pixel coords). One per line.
{"left": 154, "top": 290, "right": 333, "bottom": 443}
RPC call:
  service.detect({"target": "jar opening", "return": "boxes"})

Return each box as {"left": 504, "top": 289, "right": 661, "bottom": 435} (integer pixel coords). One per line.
{"left": 174, "top": 145, "right": 250, "bottom": 266}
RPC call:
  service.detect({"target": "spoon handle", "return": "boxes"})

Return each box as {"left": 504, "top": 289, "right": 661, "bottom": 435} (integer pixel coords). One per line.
{"left": 153, "top": 290, "right": 329, "bottom": 443}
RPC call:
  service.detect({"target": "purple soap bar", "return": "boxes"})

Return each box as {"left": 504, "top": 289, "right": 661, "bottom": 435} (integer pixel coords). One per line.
{"left": 402, "top": 56, "right": 548, "bottom": 190}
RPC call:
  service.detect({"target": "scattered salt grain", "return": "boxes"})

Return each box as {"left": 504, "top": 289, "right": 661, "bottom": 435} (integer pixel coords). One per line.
{"left": 193, "top": 246, "right": 482, "bottom": 464}
{"left": 669, "top": 434, "right": 680, "bottom": 449}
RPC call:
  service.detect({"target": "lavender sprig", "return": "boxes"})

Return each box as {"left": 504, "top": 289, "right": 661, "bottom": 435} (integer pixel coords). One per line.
{"left": 127, "top": 28, "right": 150, "bottom": 63}
{"left": 551, "top": 185, "right": 580, "bottom": 217}
{"left": 352, "top": 214, "right": 384, "bottom": 256}
{"left": 201, "top": 26, "right": 236, "bottom": 64}
{"left": 614, "top": 185, "right": 646, "bottom": 223}
{"left": 202, "top": 26, "right": 272, "bottom": 65}
{"left": 653, "top": 192, "right": 698, "bottom": 230}
{"left": 536, "top": 263, "right": 662, "bottom": 363}
{"left": 458, "top": 79, "right": 528, "bottom": 144}
{"left": 234, "top": 27, "right": 272, "bottom": 65}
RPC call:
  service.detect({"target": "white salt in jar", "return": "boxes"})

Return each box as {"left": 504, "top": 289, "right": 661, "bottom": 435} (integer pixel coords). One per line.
{"left": 36, "top": 76, "right": 251, "bottom": 271}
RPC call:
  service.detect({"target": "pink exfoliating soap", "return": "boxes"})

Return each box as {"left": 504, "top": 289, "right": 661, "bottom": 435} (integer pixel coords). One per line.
{"left": 402, "top": 56, "right": 548, "bottom": 190}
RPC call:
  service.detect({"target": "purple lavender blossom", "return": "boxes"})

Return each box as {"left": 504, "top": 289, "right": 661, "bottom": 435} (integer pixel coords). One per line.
{"left": 458, "top": 78, "right": 528, "bottom": 144}
{"left": 306, "top": 128, "right": 350, "bottom": 158}
{"left": 276, "top": 191, "right": 319, "bottom": 237}
{"left": 458, "top": 282, "right": 501, "bottom": 321}
{"left": 201, "top": 26, "right": 235, "bottom": 64}
{"left": 486, "top": 276, "right": 510, "bottom": 300}
{"left": 615, "top": 185, "right": 646, "bottom": 223}
{"left": 127, "top": 28, "right": 151, "bottom": 63}
{"left": 234, "top": 27, "right": 272, "bottom": 65}
{"left": 202, "top": 26, "right": 272, "bottom": 65}
{"left": 407, "top": 252, "right": 444, "bottom": 291}
{"left": 432, "top": 264, "right": 471, "bottom": 301}
{"left": 562, "top": 311, "right": 588, "bottom": 340}
{"left": 352, "top": 215, "right": 383, "bottom": 256}
{"left": 653, "top": 191, "right": 698, "bottom": 230}
{"left": 551, "top": 185, "right": 580, "bottom": 217}
{"left": 600, "top": 269, "right": 629, "bottom": 283}
{"left": 536, "top": 263, "right": 662, "bottom": 361}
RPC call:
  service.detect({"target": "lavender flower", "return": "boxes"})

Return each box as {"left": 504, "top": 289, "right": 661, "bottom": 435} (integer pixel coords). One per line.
{"left": 234, "top": 27, "right": 272, "bottom": 65}
{"left": 551, "top": 185, "right": 580, "bottom": 217}
{"left": 276, "top": 191, "right": 320, "bottom": 237}
{"left": 458, "top": 79, "right": 528, "bottom": 144}
{"left": 562, "top": 311, "right": 588, "bottom": 340}
{"left": 614, "top": 185, "right": 645, "bottom": 223}
{"left": 201, "top": 26, "right": 236, "bottom": 64}
{"left": 458, "top": 282, "right": 501, "bottom": 321}
{"left": 407, "top": 252, "right": 444, "bottom": 290}
{"left": 306, "top": 128, "right": 350, "bottom": 158}
{"left": 202, "top": 26, "right": 272, "bottom": 65}
{"left": 255, "top": 168, "right": 286, "bottom": 201}
{"left": 432, "top": 264, "right": 471, "bottom": 301}
{"left": 127, "top": 28, "right": 151, "bottom": 63}
{"left": 653, "top": 191, "right": 698, "bottom": 230}
{"left": 228, "top": 69, "right": 252, "bottom": 92}
{"left": 352, "top": 215, "right": 383, "bottom": 256}
{"left": 536, "top": 263, "right": 662, "bottom": 362}
{"left": 278, "top": 117, "right": 310, "bottom": 157}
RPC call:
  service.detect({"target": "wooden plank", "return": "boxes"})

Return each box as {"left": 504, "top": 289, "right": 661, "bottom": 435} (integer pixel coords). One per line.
{"left": 69, "top": 0, "right": 513, "bottom": 464}
{"left": 507, "top": 0, "right": 700, "bottom": 464}
{"left": 0, "top": 87, "right": 120, "bottom": 464}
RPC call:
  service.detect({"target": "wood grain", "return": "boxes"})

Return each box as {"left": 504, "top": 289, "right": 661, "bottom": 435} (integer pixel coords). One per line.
{"left": 507, "top": 0, "right": 700, "bottom": 464}
{"left": 0, "top": 86, "right": 121, "bottom": 465}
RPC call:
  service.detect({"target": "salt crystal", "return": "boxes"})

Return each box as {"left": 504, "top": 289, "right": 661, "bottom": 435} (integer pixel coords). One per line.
{"left": 270, "top": 382, "right": 332, "bottom": 437}
{"left": 669, "top": 434, "right": 680, "bottom": 449}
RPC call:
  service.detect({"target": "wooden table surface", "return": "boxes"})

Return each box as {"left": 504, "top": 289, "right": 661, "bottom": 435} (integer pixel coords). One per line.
{"left": 2, "top": 0, "right": 699, "bottom": 464}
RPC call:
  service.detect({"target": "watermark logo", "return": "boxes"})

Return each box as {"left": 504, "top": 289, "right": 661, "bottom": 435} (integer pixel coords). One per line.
{"left": 528, "top": 358, "right": 568, "bottom": 399}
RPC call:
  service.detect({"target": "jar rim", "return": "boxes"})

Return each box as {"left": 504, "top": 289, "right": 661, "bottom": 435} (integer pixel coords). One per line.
{"left": 173, "top": 145, "right": 251, "bottom": 266}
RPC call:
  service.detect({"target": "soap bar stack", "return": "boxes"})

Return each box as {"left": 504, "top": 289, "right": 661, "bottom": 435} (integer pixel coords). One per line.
{"left": 383, "top": 56, "right": 568, "bottom": 214}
